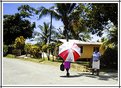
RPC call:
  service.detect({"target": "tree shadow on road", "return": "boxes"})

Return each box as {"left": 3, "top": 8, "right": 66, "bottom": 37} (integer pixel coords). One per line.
{"left": 78, "top": 72, "right": 118, "bottom": 81}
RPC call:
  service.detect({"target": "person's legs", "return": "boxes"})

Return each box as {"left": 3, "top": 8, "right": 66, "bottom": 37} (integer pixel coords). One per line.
{"left": 66, "top": 68, "right": 70, "bottom": 77}
{"left": 91, "top": 69, "right": 94, "bottom": 75}
{"left": 96, "top": 69, "right": 99, "bottom": 76}
{"left": 96, "top": 61, "right": 100, "bottom": 76}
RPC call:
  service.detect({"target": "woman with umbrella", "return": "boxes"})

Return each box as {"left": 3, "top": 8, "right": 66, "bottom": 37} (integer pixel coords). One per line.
{"left": 59, "top": 42, "right": 81, "bottom": 77}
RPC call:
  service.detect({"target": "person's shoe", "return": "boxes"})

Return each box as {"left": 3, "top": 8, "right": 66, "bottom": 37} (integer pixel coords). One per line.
{"left": 96, "top": 69, "right": 99, "bottom": 76}
{"left": 91, "top": 73, "right": 94, "bottom": 75}
{"left": 67, "top": 73, "right": 70, "bottom": 77}
{"left": 96, "top": 73, "right": 99, "bottom": 76}
{"left": 91, "top": 69, "right": 94, "bottom": 75}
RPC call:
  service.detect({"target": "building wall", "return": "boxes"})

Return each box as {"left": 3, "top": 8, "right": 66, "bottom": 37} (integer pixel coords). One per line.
{"left": 78, "top": 44, "right": 105, "bottom": 59}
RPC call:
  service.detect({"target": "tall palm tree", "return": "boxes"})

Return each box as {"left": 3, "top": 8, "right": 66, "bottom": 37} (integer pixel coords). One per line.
{"left": 18, "top": 4, "right": 36, "bottom": 18}
{"left": 34, "top": 22, "right": 57, "bottom": 44}
{"left": 37, "top": 3, "right": 81, "bottom": 41}
{"left": 34, "top": 22, "right": 57, "bottom": 60}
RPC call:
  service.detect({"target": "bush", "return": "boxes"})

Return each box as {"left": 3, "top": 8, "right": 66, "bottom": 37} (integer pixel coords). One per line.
{"left": 13, "top": 36, "right": 25, "bottom": 55}
{"left": 3, "top": 45, "right": 8, "bottom": 56}
{"left": 26, "top": 45, "right": 42, "bottom": 58}
{"left": 24, "top": 43, "right": 32, "bottom": 56}
{"left": 7, "top": 45, "right": 14, "bottom": 54}
{"left": 12, "top": 49, "right": 21, "bottom": 56}
{"left": 100, "top": 47, "right": 118, "bottom": 69}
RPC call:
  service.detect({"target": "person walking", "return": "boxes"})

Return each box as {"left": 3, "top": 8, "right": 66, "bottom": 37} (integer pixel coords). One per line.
{"left": 64, "top": 61, "right": 71, "bottom": 77}
{"left": 91, "top": 48, "right": 101, "bottom": 76}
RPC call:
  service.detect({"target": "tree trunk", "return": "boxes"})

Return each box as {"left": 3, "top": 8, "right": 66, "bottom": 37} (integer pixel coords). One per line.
{"left": 49, "top": 13, "right": 52, "bottom": 43}
{"left": 47, "top": 13, "right": 52, "bottom": 61}
{"left": 66, "top": 29, "right": 69, "bottom": 42}
{"left": 47, "top": 49, "right": 50, "bottom": 60}
{"left": 41, "top": 51, "right": 44, "bottom": 59}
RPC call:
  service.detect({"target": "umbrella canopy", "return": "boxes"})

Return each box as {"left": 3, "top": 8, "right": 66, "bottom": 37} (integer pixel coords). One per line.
{"left": 58, "top": 42, "right": 81, "bottom": 62}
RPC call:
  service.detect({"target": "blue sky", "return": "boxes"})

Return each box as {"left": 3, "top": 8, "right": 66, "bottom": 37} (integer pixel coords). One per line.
{"left": 3, "top": 3, "right": 63, "bottom": 32}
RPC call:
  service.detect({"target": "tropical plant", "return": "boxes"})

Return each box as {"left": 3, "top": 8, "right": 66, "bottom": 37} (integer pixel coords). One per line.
{"left": 37, "top": 3, "right": 83, "bottom": 41}
{"left": 34, "top": 22, "right": 57, "bottom": 44}
{"left": 18, "top": 4, "right": 36, "bottom": 18}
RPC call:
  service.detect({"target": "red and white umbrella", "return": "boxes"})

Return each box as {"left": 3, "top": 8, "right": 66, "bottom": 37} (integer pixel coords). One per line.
{"left": 58, "top": 42, "right": 81, "bottom": 62}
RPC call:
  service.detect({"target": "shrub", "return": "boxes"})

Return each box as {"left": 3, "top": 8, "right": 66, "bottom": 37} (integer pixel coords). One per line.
{"left": 100, "top": 47, "right": 117, "bottom": 69}
{"left": 12, "top": 49, "right": 21, "bottom": 56}
{"left": 24, "top": 43, "right": 32, "bottom": 56}
{"left": 13, "top": 36, "right": 25, "bottom": 55}
{"left": 3, "top": 44, "right": 8, "bottom": 56}
{"left": 26, "top": 45, "right": 42, "bottom": 58}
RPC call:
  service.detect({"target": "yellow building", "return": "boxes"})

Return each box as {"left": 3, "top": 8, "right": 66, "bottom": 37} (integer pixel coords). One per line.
{"left": 59, "top": 39, "right": 105, "bottom": 60}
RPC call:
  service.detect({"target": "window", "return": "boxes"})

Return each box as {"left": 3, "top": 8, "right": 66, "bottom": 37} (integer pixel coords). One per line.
{"left": 93, "top": 47, "right": 99, "bottom": 52}
{"left": 80, "top": 46, "right": 83, "bottom": 53}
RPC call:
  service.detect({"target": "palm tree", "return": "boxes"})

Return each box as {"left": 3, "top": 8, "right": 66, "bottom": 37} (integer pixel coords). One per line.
{"left": 18, "top": 4, "right": 36, "bottom": 18}
{"left": 34, "top": 22, "right": 58, "bottom": 60}
{"left": 37, "top": 3, "right": 81, "bottom": 41}
{"left": 34, "top": 22, "right": 57, "bottom": 44}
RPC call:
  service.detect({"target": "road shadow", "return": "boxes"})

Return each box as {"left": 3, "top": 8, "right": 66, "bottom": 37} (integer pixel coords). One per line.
{"left": 60, "top": 74, "right": 83, "bottom": 78}
{"left": 60, "top": 72, "right": 117, "bottom": 81}
{"left": 78, "top": 72, "right": 118, "bottom": 81}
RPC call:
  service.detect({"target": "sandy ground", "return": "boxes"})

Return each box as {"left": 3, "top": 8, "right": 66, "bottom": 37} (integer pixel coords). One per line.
{"left": 3, "top": 57, "right": 118, "bottom": 86}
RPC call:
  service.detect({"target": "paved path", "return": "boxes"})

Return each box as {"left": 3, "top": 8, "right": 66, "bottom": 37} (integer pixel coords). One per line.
{"left": 3, "top": 57, "right": 118, "bottom": 86}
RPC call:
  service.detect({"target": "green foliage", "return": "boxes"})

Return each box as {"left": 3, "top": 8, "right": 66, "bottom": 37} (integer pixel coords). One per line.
{"left": 37, "top": 3, "right": 82, "bottom": 41}
{"left": 3, "top": 44, "right": 8, "bottom": 56}
{"left": 86, "top": 3, "right": 118, "bottom": 36}
{"left": 18, "top": 4, "right": 36, "bottom": 18}
{"left": 101, "top": 47, "right": 117, "bottom": 69}
{"left": 24, "top": 43, "right": 32, "bottom": 55}
{"left": 14, "top": 36, "right": 25, "bottom": 49}
{"left": 31, "top": 45, "right": 41, "bottom": 58}
{"left": 42, "top": 44, "right": 48, "bottom": 52}
{"left": 100, "top": 26, "right": 117, "bottom": 69}
{"left": 3, "top": 13, "right": 35, "bottom": 45}
{"left": 25, "top": 44, "right": 42, "bottom": 58}
{"left": 12, "top": 49, "right": 21, "bottom": 56}
{"left": 34, "top": 22, "right": 58, "bottom": 44}
{"left": 17, "top": 3, "right": 117, "bottom": 41}
{"left": 13, "top": 36, "right": 25, "bottom": 55}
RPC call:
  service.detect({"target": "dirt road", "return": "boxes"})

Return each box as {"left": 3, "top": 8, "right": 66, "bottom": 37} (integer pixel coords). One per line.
{"left": 3, "top": 57, "right": 118, "bottom": 86}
